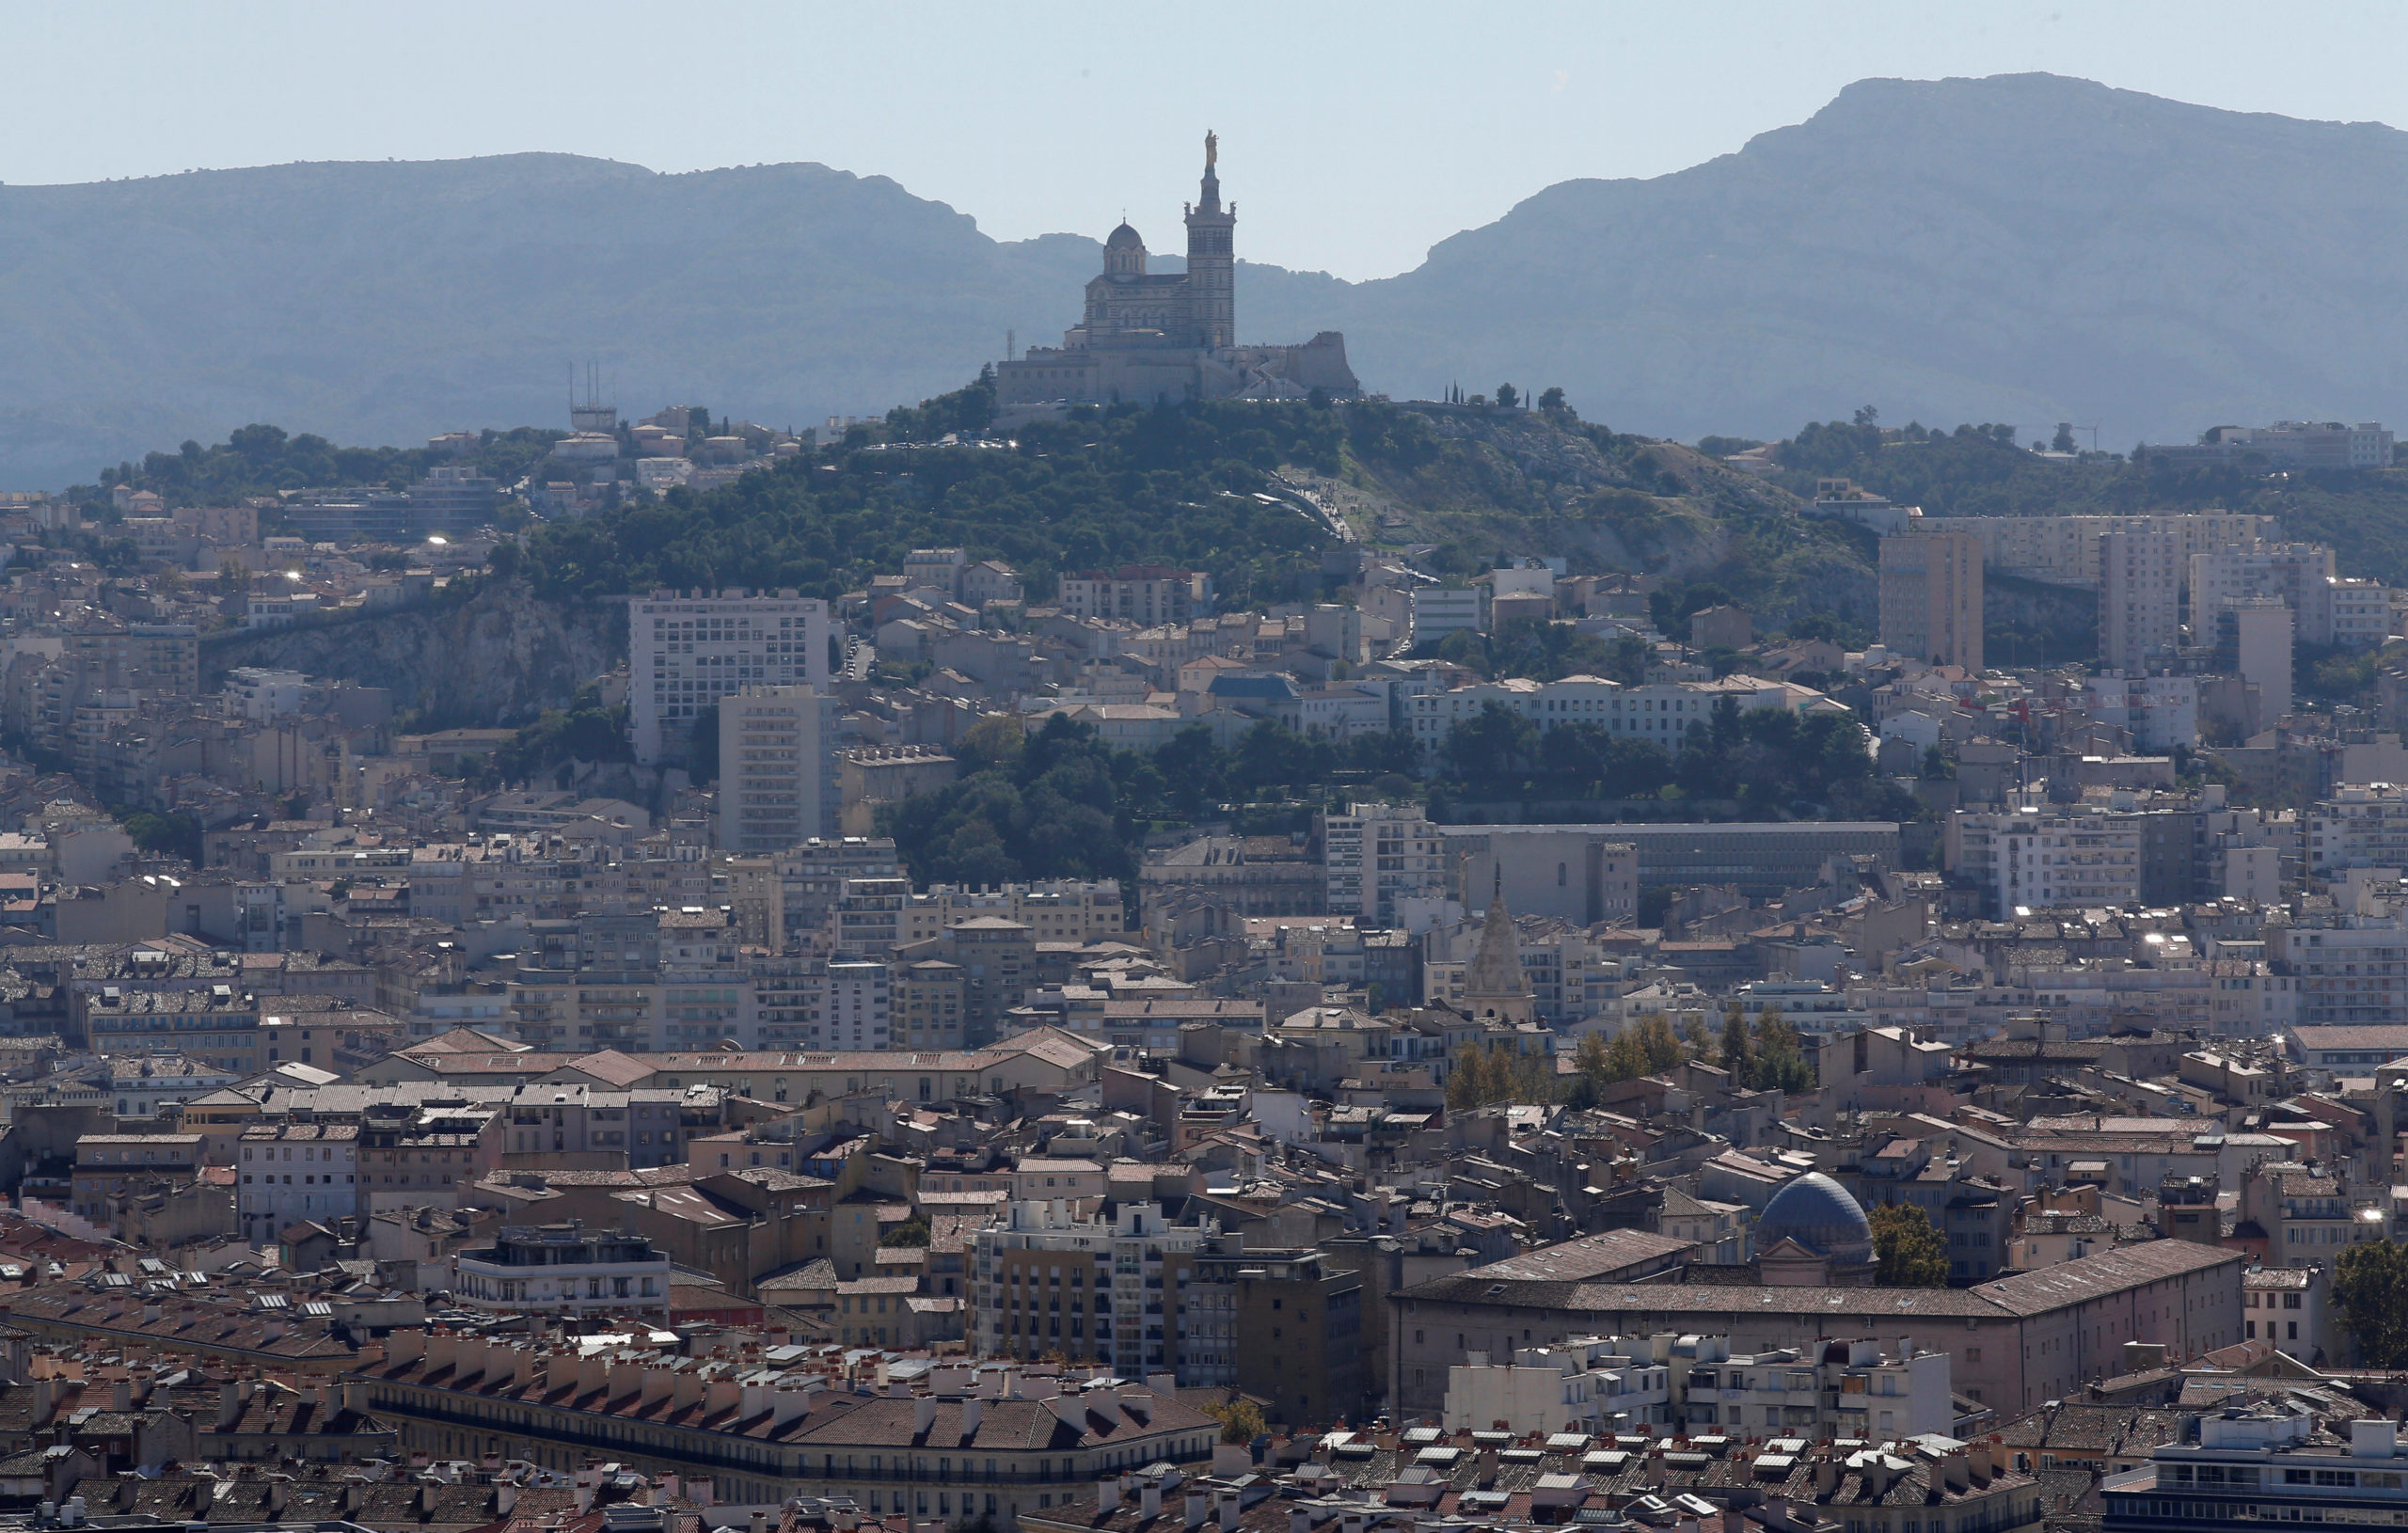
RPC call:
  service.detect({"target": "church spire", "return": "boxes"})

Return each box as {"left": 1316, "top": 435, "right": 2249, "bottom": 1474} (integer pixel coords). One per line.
{"left": 1461, "top": 880, "right": 1533, "bottom": 1023}
{"left": 1183, "top": 129, "right": 1235, "bottom": 350}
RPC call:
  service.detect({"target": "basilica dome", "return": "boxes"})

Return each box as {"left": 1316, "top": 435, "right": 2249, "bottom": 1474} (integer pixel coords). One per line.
{"left": 1102, "top": 221, "right": 1148, "bottom": 276}
{"left": 1758, "top": 1172, "right": 1874, "bottom": 1265}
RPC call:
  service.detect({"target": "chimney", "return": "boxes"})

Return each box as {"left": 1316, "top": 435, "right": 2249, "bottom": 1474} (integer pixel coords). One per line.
{"left": 1100, "top": 1479, "right": 1122, "bottom": 1513}
{"left": 498, "top": 1485, "right": 518, "bottom": 1515}
{"left": 641, "top": 1367, "right": 674, "bottom": 1412}
{"left": 752, "top": 1511, "right": 768, "bottom": 1533}
{"left": 1186, "top": 1492, "right": 1209, "bottom": 1529}
{"left": 111, "top": 1380, "right": 131, "bottom": 1413}
{"left": 32, "top": 1378, "right": 56, "bottom": 1429}
{"left": 961, "top": 1398, "right": 983, "bottom": 1438}
{"left": 915, "top": 1396, "right": 939, "bottom": 1438}
{"left": 1141, "top": 1481, "right": 1163, "bottom": 1521}
{"left": 1814, "top": 1461, "right": 1838, "bottom": 1496}
{"left": 1216, "top": 1490, "right": 1241, "bottom": 1531}
{"left": 217, "top": 1381, "right": 241, "bottom": 1430}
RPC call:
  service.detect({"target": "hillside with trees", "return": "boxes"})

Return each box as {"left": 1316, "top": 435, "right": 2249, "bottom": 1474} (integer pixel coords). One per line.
{"left": 507, "top": 387, "right": 1884, "bottom": 632}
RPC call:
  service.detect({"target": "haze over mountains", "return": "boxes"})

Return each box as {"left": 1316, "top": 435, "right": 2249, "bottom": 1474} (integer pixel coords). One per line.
{"left": 7, "top": 71, "right": 2408, "bottom": 488}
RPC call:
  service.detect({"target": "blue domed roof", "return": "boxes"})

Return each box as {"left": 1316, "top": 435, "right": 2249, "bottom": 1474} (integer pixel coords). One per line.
{"left": 1759, "top": 1172, "right": 1874, "bottom": 1264}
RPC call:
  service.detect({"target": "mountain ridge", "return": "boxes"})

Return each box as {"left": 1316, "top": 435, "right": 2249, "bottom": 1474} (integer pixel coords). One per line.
{"left": 12, "top": 72, "right": 2408, "bottom": 487}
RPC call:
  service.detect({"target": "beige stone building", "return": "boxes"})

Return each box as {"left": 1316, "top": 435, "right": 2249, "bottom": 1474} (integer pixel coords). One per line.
{"left": 1879, "top": 529, "right": 1985, "bottom": 670}
{"left": 993, "top": 136, "right": 1358, "bottom": 409}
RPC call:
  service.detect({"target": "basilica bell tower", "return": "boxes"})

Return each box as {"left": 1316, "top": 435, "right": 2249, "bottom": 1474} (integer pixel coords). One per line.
{"left": 1183, "top": 131, "right": 1235, "bottom": 350}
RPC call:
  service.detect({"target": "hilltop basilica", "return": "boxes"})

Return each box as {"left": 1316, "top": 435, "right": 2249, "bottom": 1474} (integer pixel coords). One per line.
{"left": 991, "top": 134, "right": 1360, "bottom": 411}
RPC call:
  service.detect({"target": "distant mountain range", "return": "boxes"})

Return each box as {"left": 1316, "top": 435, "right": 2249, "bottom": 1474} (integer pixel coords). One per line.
{"left": 9, "top": 71, "right": 2408, "bottom": 488}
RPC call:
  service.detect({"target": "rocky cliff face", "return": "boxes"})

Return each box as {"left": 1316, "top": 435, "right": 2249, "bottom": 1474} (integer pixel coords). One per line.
{"left": 203, "top": 580, "right": 622, "bottom": 728}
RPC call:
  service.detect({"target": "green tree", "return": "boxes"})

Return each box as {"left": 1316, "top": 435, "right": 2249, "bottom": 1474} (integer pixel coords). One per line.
{"left": 1496, "top": 384, "right": 1520, "bottom": 410}
{"left": 1537, "top": 387, "right": 1567, "bottom": 413}
{"left": 1447, "top": 1041, "right": 1560, "bottom": 1109}
{"left": 2336, "top": 1239, "right": 2408, "bottom": 1367}
{"left": 1719, "top": 1003, "right": 1752, "bottom": 1087}
{"left": 1573, "top": 1030, "right": 1614, "bottom": 1090}
{"left": 1752, "top": 1005, "right": 1815, "bottom": 1093}
{"left": 1204, "top": 1398, "right": 1266, "bottom": 1445}
{"left": 1869, "top": 1202, "right": 1949, "bottom": 1288}
{"left": 884, "top": 1219, "right": 932, "bottom": 1248}
{"left": 687, "top": 703, "right": 721, "bottom": 782}
{"left": 119, "top": 810, "right": 201, "bottom": 863}
{"left": 1441, "top": 702, "right": 1540, "bottom": 783}
{"left": 1445, "top": 1043, "right": 1501, "bottom": 1109}
{"left": 2052, "top": 423, "right": 2078, "bottom": 453}
{"left": 1602, "top": 1028, "right": 1649, "bottom": 1083}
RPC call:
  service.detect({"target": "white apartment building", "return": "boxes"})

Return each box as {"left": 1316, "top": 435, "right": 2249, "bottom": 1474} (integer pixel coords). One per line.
{"left": 1410, "top": 586, "right": 1482, "bottom": 645}
{"left": 237, "top": 1123, "right": 359, "bottom": 1245}
{"left": 1405, "top": 674, "right": 1832, "bottom": 751}
{"left": 2310, "top": 577, "right": 2393, "bottom": 648}
{"left": 717, "top": 684, "right": 825, "bottom": 854}
{"left": 1918, "top": 511, "right": 2271, "bottom": 589}
{"left": 821, "top": 957, "right": 891, "bottom": 1050}
{"left": 2154, "top": 420, "right": 2397, "bottom": 470}
{"left": 1444, "top": 1335, "right": 1672, "bottom": 1435}
{"left": 109, "top": 1054, "right": 242, "bottom": 1119}
{"left": 972, "top": 1201, "right": 1238, "bottom": 1386}
{"left": 222, "top": 667, "right": 317, "bottom": 721}
{"left": 1674, "top": 1335, "right": 1952, "bottom": 1440}
{"left": 2191, "top": 544, "right": 2389, "bottom": 650}
{"left": 1323, "top": 801, "right": 1450, "bottom": 925}
{"left": 628, "top": 590, "right": 833, "bottom": 763}
{"left": 2083, "top": 672, "right": 2199, "bottom": 751}
{"left": 1726, "top": 978, "right": 1877, "bottom": 1038}
{"left": 902, "top": 546, "right": 968, "bottom": 593}
{"left": 899, "top": 883, "right": 1126, "bottom": 945}
{"left": 2308, "top": 783, "right": 2408, "bottom": 877}
{"left": 2099, "top": 530, "right": 2183, "bottom": 672}
{"left": 2204, "top": 960, "right": 2299, "bottom": 1039}
{"left": 2191, "top": 543, "right": 2336, "bottom": 630}
{"left": 2266, "top": 896, "right": 2408, "bottom": 1027}
{"left": 454, "top": 1225, "right": 673, "bottom": 1318}
{"left": 1298, "top": 685, "right": 1393, "bottom": 738}
{"left": 1055, "top": 566, "right": 1210, "bottom": 627}
{"left": 1951, "top": 806, "right": 2143, "bottom": 917}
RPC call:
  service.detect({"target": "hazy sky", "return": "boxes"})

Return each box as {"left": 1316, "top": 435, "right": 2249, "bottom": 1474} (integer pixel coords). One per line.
{"left": 14, "top": 1, "right": 2408, "bottom": 280}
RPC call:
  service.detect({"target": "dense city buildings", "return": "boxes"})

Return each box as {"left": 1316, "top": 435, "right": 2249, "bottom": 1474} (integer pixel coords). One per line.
{"left": 6, "top": 190, "right": 2408, "bottom": 1533}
